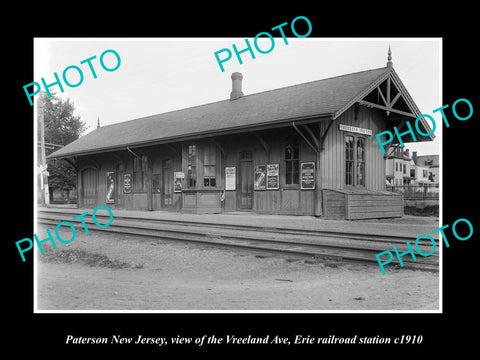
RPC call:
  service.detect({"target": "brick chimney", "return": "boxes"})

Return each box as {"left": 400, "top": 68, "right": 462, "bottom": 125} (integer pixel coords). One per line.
{"left": 405, "top": 149, "right": 410, "bottom": 158}
{"left": 230, "top": 72, "right": 243, "bottom": 100}
{"left": 412, "top": 151, "right": 417, "bottom": 164}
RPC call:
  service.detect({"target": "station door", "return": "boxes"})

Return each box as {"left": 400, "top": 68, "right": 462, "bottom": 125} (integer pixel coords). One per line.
{"left": 81, "top": 168, "right": 97, "bottom": 208}
{"left": 238, "top": 150, "right": 253, "bottom": 209}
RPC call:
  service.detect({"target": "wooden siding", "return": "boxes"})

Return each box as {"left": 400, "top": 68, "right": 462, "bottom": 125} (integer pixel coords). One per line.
{"left": 322, "top": 189, "right": 346, "bottom": 219}
{"left": 221, "top": 128, "right": 316, "bottom": 215}
{"left": 76, "top": 145, "right": 182, "bottom": 211}
{"left": 348, "top": 194, "right": 403, "bottom": 219}
{"left": 181, "top": 190, "right": 222, "bottom": 214}
{"left": 79, "top": 168, "right": 97, "bottom": 208}
{"left": 321, "top": 106, "right": 386, "bottom": 191}
{"left": 323, "top": 189, "right": 402, "bottom": 220}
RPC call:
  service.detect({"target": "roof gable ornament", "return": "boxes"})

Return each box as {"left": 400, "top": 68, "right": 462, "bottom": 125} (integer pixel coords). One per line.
{"left": 387, "top": 45, "right": 393, "bottom": 68}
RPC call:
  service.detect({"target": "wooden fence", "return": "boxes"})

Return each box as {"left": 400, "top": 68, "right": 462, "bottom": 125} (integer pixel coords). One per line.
{"left": 386, "top": 184, "right": 439, "bottom": 199}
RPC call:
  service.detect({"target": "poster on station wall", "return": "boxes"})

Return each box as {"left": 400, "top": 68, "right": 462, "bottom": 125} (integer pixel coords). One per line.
{"left": 266, "top": 163, "right": 279, "bottom": 190}
{"left": 123, "top": 173, "right": 132, "bottom": 194}
{"left": 301, "top": 162, "right": 315, "bottom": 190}
{"left": 254, "top": 165, "right": 266, "bottom": 190}
{"left": 106, "top": 171, "right": 115, "bottom": 203}
{"left": 174, "top": 171, "right": 184, "bottom": 193}
{"left": 225, "top": 166, "right": 236, "bottom": 190}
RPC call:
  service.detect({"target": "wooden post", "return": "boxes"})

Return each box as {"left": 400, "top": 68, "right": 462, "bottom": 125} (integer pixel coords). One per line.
{"left": 38, "top": 97, "right": 50, "bottom": 206}
{"left": 314, "top": 124, "right": 322, "bottom": 217}
{"left": 146, "top": 161, "right": 153, "bottom": 211}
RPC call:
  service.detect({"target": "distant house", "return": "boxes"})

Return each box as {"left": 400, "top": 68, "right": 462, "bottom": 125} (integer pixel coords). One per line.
{"left": 385, "top": 148, "right": 415, "bottom": 186}
{"left": 412, "top": 152, "right": 439, "bottom": 185}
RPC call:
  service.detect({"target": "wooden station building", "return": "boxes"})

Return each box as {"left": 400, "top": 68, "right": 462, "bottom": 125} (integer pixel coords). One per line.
{"left": 49, "top": 50, "right": 434, "bottom": 219}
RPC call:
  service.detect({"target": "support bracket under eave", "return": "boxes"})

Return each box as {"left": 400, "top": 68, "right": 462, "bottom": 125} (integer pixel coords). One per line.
{"left": 250, "top": 132, "right": 269, "bottom": 154}
{"left": 292, "top": 122, "right": 319, "bottom": 154}
{"left": 165, "top": 143, "right": 182, "bottom": 159}
{"left": 209, "top": 138, "right": 225, "bottom": 157}
{"left": 320, "top": 119, "right": 335, "bottom": 151}
{"left": 300, "top": 124, "right": 320, "bottom": 149}
{"left": 62, "top": 157, "right": 77, "bottom": 169}
{"left": 111, "top": 152, "right": 124, "bottom": 163}
{"left": 126, "top": 146, "right": 141, "bottom": 159}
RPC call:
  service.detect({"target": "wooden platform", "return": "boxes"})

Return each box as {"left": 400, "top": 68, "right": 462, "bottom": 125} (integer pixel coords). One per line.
{"left": 322, "top": 188, "right": 403, "bottom": 220}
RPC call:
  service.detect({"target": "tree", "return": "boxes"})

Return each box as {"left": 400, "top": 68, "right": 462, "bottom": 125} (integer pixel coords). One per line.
{"left": 41, "top": 92, "right": 87, "bottom": 146}
{"left": 38, "top": 91, "right": 88, "bottom": 203}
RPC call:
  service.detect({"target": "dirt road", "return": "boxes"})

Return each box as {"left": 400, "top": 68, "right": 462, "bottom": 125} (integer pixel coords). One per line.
{"left": 36, "top": 226, "right": 439, "bottom": 311}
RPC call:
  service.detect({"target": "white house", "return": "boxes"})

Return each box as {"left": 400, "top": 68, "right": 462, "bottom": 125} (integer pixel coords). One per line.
{"left": 385, "top": 148, "right": 414, "bottom": 186}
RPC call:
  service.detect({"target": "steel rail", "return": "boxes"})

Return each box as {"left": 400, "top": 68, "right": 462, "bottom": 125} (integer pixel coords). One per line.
{"left": 37, "top": 211, "right": 439, "bottom": 272}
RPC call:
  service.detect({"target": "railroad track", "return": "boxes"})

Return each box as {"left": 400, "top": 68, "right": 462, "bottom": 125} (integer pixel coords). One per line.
{"left": 37, "top": 210, "right": 439, "bottom": 272}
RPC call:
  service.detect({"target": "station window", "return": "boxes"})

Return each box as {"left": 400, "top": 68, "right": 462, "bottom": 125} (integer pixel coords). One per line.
{"left": 285, "top": 138, "right": 299, "bottom": 185}
{"left": 203, "top": 144, "right": 217, "bottom": 187}
{"left": 187, "top": 144, "right": 197, "bottom": 188}
{"left": 345, "top": 134, "right": 366, "bottom": 186}
{"left": 345, "top": 135, "right": 354, "bottom": 185}
{"left": 133, "top": 154, "right": 148, "bottom": 192}
{"left": 356, "top": 138, "right": 365, "bottom": 186}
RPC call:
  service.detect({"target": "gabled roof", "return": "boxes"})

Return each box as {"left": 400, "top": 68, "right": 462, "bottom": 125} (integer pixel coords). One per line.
{"left": 49, "top": 66, "right": 429, "bottom": 159}
{"left": 415, "top": 154, "right": 440, "bottom": 167}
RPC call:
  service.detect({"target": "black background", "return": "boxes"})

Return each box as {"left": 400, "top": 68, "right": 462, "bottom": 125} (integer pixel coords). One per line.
{"left": 6, "top": 4, "right": 477, "bottom": 356}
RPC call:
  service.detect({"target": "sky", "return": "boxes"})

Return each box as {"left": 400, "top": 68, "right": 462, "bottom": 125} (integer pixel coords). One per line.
{"left": 33, "top": 38, "right": 441, "bottom": 156}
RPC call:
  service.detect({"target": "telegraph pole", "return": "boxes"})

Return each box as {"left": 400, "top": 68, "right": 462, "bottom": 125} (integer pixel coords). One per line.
{"left": 38, "top": 94, "right": 50, "bottom": 206}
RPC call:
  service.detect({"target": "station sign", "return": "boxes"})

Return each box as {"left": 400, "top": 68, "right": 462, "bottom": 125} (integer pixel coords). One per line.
{"left": 339, "top": 124, "right": 372, "bottom": 136}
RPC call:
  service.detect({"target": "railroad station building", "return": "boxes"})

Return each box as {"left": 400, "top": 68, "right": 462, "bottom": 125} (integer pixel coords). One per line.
{"left": 48, "top": 51, "right": 434, "bottom": 219}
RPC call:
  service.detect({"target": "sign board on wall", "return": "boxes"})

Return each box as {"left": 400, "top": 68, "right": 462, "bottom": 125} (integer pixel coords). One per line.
{"left": 225, "top": 166, "right": 236, "bottom": 190}
{"left": 301, "top": 162, "right": 315, "bottom": 190}
{"left": 338, "top": 124, "right": 372, "bottom": 136}
{"left": 254, "top": 165, "right": 266, "bottom": 190}
{"left": 123, "top": 173, "right": 132, "bottom": 194}
{"left": 266, "top": 164, "right": 279, "bottom": 190}
{"left": 106, "top": 171, "right": 115, "bottom": 203}
{"left": 174, "top": 171, "right": 184, "bottom": 193}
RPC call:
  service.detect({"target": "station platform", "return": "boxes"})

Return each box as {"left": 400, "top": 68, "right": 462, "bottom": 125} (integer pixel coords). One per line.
{"left": 38, "top": 205, "right": 440, "bottom": 239}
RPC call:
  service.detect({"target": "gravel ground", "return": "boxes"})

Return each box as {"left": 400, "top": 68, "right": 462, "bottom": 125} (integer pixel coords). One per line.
{"left": 36, "top": 225, "right": 440, "bottom": 311}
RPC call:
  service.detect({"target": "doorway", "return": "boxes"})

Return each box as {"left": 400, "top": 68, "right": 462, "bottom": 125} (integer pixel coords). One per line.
{"left": 81, "top": 168, "right": 97, "bottom": 208}
{"left": 238, "top": 150, "right": 253, "bottom": 209}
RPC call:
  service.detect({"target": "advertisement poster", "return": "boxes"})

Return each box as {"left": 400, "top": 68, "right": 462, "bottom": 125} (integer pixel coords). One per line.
{"left": 225, "top": 166, "right": 236, "bottom": 190}
{"left": 106, "top": 171, "right": 115, "bottom": 203}
{"left": 174, "top": 171, "right": 184, "bottom": 193}
{"left": 301, "top": 162, "right": 315, "bottom": 190}
{"left": 266, "top": 164, "right": 279, "bottom": 190}
{"left": 254, "top": 165, "right": 266, "bottom": 190}
{"left": 123, "top": 173, "right": 132, "bottom": 194}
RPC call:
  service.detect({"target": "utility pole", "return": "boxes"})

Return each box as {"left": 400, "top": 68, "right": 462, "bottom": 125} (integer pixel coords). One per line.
{"left": 38, "top": 94, "right": 50, "bottom": 206}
